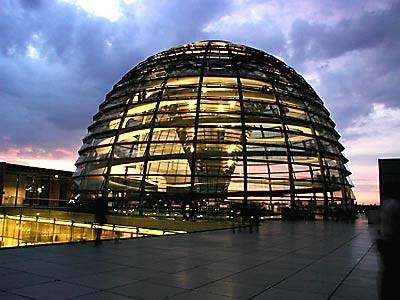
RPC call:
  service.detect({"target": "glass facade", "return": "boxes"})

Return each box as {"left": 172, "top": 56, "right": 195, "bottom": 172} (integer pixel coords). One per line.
{"left": 0, "top": 162, "right": 73, "bottom": 207}
{"left": 73, "top": 40, "right": 354, "bottom": 214}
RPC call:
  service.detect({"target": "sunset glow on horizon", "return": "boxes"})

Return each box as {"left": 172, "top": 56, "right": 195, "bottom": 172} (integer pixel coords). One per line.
{"left": 1, "top": 0, "right": 399, "bottom": 206}
{"left": 0, "top": 147, "right": 381, "bottom": 205}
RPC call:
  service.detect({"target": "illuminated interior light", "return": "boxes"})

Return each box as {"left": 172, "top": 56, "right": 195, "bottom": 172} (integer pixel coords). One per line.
{"left": 227, "top": 144, "right": 236, "bottom": 154}
{"left": 188, "top": 100, "right": 196, "bottom": 110}
{"left": 73, "top": 40, "right": 354, "bottom": 211}
{"left": 55, "top": 220, "right": 72, "bottom": 226}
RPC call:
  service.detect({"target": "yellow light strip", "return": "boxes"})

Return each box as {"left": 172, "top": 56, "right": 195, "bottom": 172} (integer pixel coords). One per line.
{"left": 0, "top": 214, "right": 187, "bottom": 248}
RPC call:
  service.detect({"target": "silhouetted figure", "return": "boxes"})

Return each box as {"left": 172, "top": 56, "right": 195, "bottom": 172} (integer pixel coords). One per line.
{"left": 229, "top": 203, "right": 244, "bottom": 233}
{"left": 237, "top": 205, "right": 244, "bottom": 232}
{"left": 350, "top": 206, "right": 357, "bottom": 223}
{"left": 248, "top": 203, "right": 260, "bottom": 233}
{"left": 254, "top": 205, "right": 260, "bottom": 232}
{"left": 181, "top": 200, "right": 191, "bottom": 221}
{"left": 228, "top": 206, "right": 237, "bottom": 233}
{"left": 248, "top": 208, "right": 253, "bottom": 234}
{"left": 189, "top": 200, "right": 198, "bottom": 221}
{"left": 334, "top": 205, "right": 343, "bottom": 222}
{"left": 377, "top": 197, "right": 400, "bottom": 300}
{"left": 114, "top": 229, "right": 122, "bottom": 244}
{"left": 94, "top": 195, "right": 108, "bottom": 245}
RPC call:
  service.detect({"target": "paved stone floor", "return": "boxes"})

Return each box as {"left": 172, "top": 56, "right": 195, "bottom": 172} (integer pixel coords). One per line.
{"left": 0, "top": 215, "right": 379, "bottom": 299}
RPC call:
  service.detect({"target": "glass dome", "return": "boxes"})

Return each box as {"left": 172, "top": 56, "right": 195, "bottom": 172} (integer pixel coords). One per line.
{"left": 73, "top": 40, "right": 354, "bottom": 214}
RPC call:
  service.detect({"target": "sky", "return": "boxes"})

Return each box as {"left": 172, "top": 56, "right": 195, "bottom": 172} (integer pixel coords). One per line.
{"left": 1, "top": 0, "right": 399, "bottom": 205}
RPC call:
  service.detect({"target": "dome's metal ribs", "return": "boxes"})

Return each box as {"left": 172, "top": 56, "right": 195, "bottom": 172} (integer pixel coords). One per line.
{"left": 101, "top": 94, "right": 136, "bottom": 195}
{"left": 228, "top": 43, "right": 249, "bottom": 209}
{"left": 72, "top": 40, "right": 355, "bottom": 217}
{"left": 138, "top": 74, "right": 170, "bottom": 211}
{"left": 190, "top": 41, "right": 211, "bottom": 197}
{"left": 298, "top": 87, "right": 330, "bottom": 214}
{"left": 270, "top": 77, "right": 296, "bottom": 208}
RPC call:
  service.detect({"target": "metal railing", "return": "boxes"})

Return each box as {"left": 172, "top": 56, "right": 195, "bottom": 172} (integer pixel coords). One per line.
{"left": 0, "top": 207, "right": 186, "bottom": 249}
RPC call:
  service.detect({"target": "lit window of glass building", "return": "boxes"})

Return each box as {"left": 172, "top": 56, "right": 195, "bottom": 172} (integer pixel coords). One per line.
{"left": 0, "top": 162, "right": 73, "bottom": 206}
{"left": 73, "top": 40, "right": 355, "bottom": 215}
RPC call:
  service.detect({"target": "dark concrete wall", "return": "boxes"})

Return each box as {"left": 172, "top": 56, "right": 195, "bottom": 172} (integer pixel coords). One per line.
{"left": 379, "top": 158, "right": 400, "bottom": 205}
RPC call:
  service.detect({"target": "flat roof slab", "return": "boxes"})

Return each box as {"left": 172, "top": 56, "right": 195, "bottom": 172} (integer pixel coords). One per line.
{"left": 0, "top": 216, "right": 379, "bottom": 299}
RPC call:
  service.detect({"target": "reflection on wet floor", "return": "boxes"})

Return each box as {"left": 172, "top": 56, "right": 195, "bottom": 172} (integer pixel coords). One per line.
{"left": 0, "top": 214, "right": 185, "bottom": 248}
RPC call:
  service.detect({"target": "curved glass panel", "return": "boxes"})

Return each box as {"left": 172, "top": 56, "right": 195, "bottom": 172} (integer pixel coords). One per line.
{"left": 73, "top": 40, "right": 355, "bottom": 211}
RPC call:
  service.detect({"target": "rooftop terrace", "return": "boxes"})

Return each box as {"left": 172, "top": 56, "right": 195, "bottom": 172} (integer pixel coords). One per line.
{"left": 0, "top": 215, "right": 378, "bottom": 299}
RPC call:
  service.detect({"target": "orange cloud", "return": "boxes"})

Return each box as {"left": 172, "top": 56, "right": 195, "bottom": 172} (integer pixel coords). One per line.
{"left": 0, "top": 146, "right": 77, "bottom": 171}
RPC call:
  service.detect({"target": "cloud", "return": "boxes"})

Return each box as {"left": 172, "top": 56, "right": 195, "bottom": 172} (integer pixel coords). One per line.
{"left": 342, "top": 102, "right": 400, "bottom": 204}
{"left": 289, "top": 2, "right": 400, "bottom": 62}
{"left": 0, "top": 145, "right": 76, "bottom": 171}
{"left": 26, "top": 44, "right": 40, "bottom": 59}
{"left": 199, "top": 1, "right": 400, "bottom": 134}
{"left": 344, "top": 103, "right": 400, "bottom": 156}
{"left": 0, "top": 0, "right": 399, "bottom": 204}
{"left": 283, "top": 2, "right": 400, "bottom": 133}
{"left": 0, "top": 0, "right": 230, "bottom": 150}
{"left": 60, "top": 0, "right": 126, "bottom": 22}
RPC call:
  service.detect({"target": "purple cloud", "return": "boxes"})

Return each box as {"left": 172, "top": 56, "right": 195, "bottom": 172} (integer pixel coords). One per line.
{"left": 0, "top": 0, "right": 398, "bottom": 204}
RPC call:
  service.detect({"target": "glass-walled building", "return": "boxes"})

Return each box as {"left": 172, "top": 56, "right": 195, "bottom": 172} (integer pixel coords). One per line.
{"left": 73, "top": 40, "right": 355, "bottom": 215}
{"left": 0, "top": 162, "right": 73, "bottom": 206}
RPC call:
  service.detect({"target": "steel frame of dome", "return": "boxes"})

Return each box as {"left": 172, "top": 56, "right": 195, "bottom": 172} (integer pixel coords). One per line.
{"left": 73, "top": 40, "right": 355, "bottom": 215}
